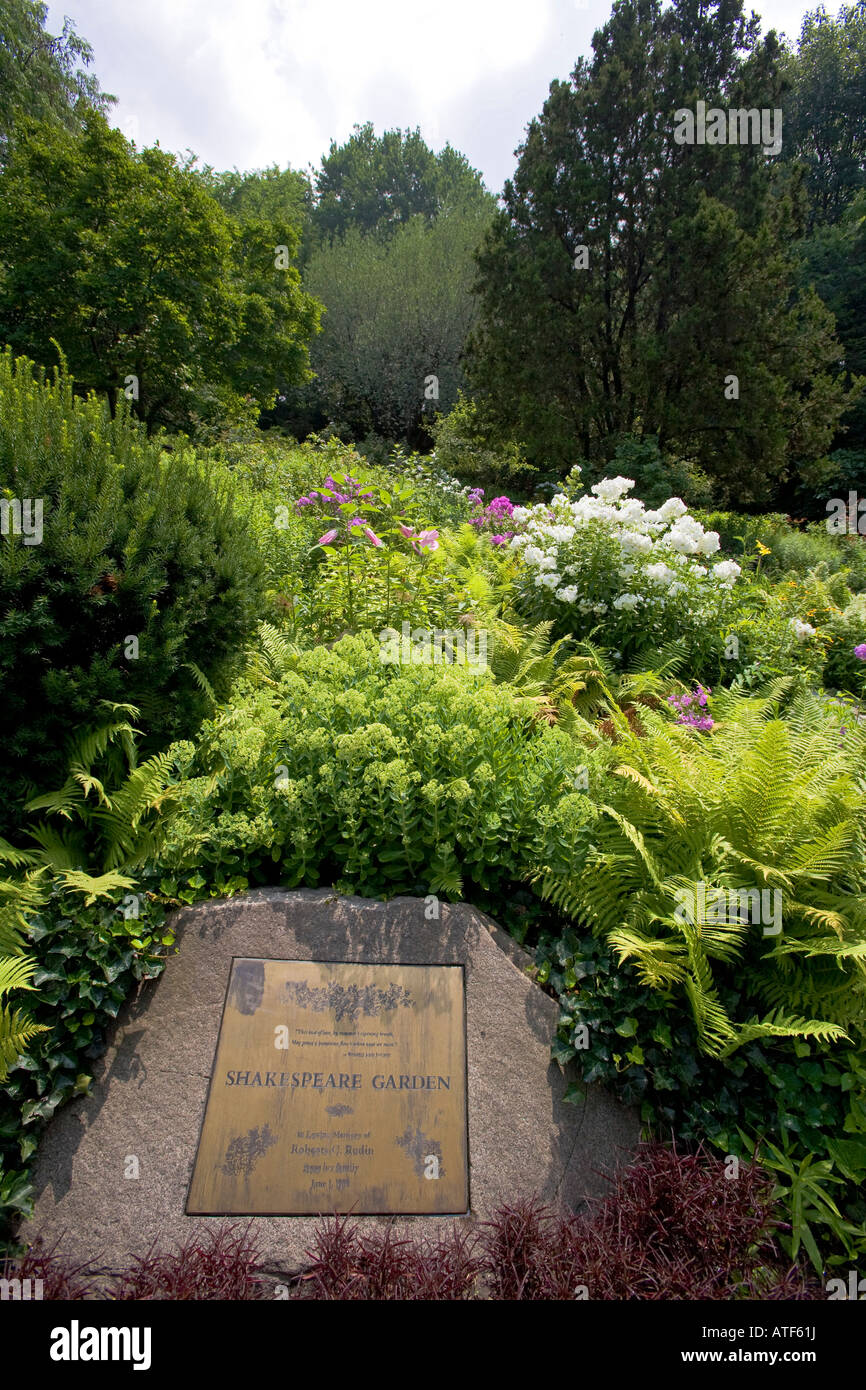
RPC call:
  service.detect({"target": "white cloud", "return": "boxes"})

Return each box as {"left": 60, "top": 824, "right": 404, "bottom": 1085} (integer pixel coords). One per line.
{"left": 46, "top": 0, "right": 823, "bottom": 189}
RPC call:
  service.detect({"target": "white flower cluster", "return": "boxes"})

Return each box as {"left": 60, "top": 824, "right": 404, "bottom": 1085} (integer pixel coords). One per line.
{"left": 789, "top": 618, "right": 817, "bottom": 641}
{"left": 510, "top": 478, "right": 741, "bottom": 617}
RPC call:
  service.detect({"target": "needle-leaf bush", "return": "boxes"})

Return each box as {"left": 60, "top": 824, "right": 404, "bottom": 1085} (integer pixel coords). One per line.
{"left": 0, "top": 350, "right": 265, "bottom": 833}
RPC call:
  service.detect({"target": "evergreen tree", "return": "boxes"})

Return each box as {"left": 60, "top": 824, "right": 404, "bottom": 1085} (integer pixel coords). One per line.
{"left": 467, "top": 0, "right": 856, "bottom": 505}
{"left": 782, "top": 2, "right": 866, "bottom": 230}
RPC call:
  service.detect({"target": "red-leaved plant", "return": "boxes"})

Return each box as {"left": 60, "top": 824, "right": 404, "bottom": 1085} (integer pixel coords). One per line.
{"left": 3, "top": 1144, "right": 820, "bottom": 1300}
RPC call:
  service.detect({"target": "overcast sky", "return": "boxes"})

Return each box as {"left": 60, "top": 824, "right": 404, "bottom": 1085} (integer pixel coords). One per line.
{"left": 45, "top": 0, "right": 822, "bottom": 194}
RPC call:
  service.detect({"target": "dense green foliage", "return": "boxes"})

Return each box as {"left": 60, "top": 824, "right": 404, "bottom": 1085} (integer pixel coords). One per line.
{"left": 0, "top": 112, "right": 321, "bottom": 433}
{"left": 0, "top": 0, "right": 112, "bottom": 157}
{"left": 311, "top": 122, "right": 492, "bottom": 243}
{"left": 159, "top": 630, "right": 598, "bottom": 900}
{"left": 3, "top": 0, "right": 866, "bottom": 1290}
{"left": 0, "top": 351, "right": 265, "bottom": 826}
{"left": 782, "top": 3, "right": 866, "bottom": 229}
{"left": 301, "top": 205, "right": 491, "bottom": 444}
{"left": 466, "top": 0, "right": 858, "bottom": 501}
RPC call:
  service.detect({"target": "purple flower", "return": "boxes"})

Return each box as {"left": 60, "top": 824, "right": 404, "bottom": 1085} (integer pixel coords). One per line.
{"left": 855, "top": 644, "right": 866, "bottom": 660}
{"left": 316, "top": 529, "right": 338, "bottom": 546}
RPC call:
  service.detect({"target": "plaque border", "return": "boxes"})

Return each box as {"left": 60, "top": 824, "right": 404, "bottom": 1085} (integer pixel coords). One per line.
{"left": 184, "top": 957, "right": 471, "bottom": 1218}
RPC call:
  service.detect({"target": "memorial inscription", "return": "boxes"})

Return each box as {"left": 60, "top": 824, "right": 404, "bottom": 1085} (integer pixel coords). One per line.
{"left": 186, "top": 958, "right": 468, "bottom": 1215}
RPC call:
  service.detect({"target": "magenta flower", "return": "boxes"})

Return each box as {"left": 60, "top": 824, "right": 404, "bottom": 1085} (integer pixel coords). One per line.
{"left": 855, "top": 644, "right": 866, "bottom": 660}
{"left": 398, "top": 523, "right": 416, "bottom": 539}
{"left": 415, "top": 529, "right": 440, "bottom": 552}
{"left": 668, "top": 685, "right": 714, "bottom": 732}
{"left": 364, "top": 526, "right": 384, "bottom": 547}
{"left": 317, "top": 529, "right": 338, "bottom": 546}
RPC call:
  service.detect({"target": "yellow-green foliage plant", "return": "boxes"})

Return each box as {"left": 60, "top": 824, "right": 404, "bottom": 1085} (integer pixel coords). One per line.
{"left": 534, "top": 680, "right": 866, "bottom": 1058}
{"left": 0, "top": 873, "right": 49, "bottom": 1082}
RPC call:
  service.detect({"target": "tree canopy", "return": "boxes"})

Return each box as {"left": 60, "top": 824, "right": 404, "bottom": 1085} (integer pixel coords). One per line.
{"left": 0, "top": 111, "right": 321, "bottom": 433}
{"left": 466, "top": 0, "right": 858, "bottom": 504}
{"left": 311, "top": 121, "right": 492, "bottom": 244}
{"left": 0, "top": 0, "right": 113, "bottom": 159}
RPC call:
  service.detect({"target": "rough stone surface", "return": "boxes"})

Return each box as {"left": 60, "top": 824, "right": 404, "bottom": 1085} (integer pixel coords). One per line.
{"left": 23, "top": 889, "right": 640, "bottom": 1277}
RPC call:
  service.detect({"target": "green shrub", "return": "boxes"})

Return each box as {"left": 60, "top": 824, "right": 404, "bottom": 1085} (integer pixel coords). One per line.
{"left": 428, "top": 393, "right": 537, "bottom": 496}
{"left": 699, "top": 508, "right": 866, "bottom": 592}
{"left": 159, "top": 630, "right": 603, "bottom": 900}
{"left": 0, "top": 351, "right": 265, "bottom": 828}
{"left": 595, "top": 435, "right": 715, "bottom": 510}
{"left": 0, "top": 870, "right": 170, "bottom": 1238}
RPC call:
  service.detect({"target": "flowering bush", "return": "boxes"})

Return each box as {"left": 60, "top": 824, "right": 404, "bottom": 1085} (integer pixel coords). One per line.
{"left": 468, "top": 489, "right": 515, "bottom": 545}
{"left": 304, "top": 474, "right": 450, "bottom": 639}
{"left": 508, "top": 477, "right": 741, "bottom": 660}
{"left": 667, "top": 684, "right": 714, "bottom": 731}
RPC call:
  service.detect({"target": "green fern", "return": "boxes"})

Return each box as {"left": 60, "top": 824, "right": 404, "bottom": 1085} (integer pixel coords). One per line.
{"left": 0, "top": 955, "right": 49, "bottom": 1082}
{"left": 21, "top": 710, "right": 177, "bottom": 875}
{"left": 535, "top": 685, "right": 866, "bottom": 1055}
{"left": 245, "top": 621, "right": 302, "bottom": 688}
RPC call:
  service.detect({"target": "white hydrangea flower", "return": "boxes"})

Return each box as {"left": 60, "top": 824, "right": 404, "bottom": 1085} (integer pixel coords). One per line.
{"left": 697, "top": 530, "right": 721, "bottom": 555}
{"left": 619, "top": 531, "right": 653, "bottom": 555}
{"left": 557, "top": 585, "right": 578, "bottom": 603}
{"left": 646, "top": 561, "right": 676, "bottom": 586}
{"left": 617, "top": 499, "right": 647, "bottom": 524}
{"left": 613, "top": 592, "right": 641, "bottom": 610}
{"left": 538, "top": 555, "right": 558, "bottom": 571}
{"left": 790, "top": 618, "right": 816, "bottom": 640}
{"left": 592, "top": 476, "right": 635, "bottom": 502}
{"left": 523, "top": 545, "right": 546, "bottom": 566}
{"left": 658, "top": 497, "right": 688, "bottom": 521}
{"left": 539, "top": 572, "right": 560, "bottom": 589}
{"left": 712, "top": 560, "right": 741, "bottom": 585}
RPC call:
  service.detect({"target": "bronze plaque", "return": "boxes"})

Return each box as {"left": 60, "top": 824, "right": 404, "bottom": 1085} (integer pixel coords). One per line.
{"left": 186, "top": 959, "right": 468, "bottom": 1215}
